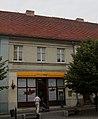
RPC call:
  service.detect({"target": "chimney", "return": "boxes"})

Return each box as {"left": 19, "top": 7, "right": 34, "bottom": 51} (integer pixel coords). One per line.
{"left": 76, "top": 18, "right": 84, "bottom": 22}
{"left": 26, "top": 10, "right": 35, "bottom": 16}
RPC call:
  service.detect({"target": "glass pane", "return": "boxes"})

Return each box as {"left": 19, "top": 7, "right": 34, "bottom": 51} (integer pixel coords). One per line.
{"left": 57, "top": 79, "right": 64, "bottom": 87}
{"left": 19, "top": 46, "right": 23, "bottom": 51}
{"left": 37, "top": 53, "right": 41, "bottom": 61}
{"left": 62, "top": 55, "right": 64, "bottom": 61}
{"left": 19, "top": 52, "right": 22, "bottom": 60}
{"left": 42, "top": 53, "right": 45, "bottom": 61}
{"left": 28, "top": 78, "right": 36, "bottom": 87}
{"left": 49, "top": 88, "right": 56, "bottom": 101}
{"left": 14, "top": 46, "right": 17, "bottom": 51}
{"left": 42, "top": 48, "right": 45, "bottom": 53}
{"left": 48, "top": 79, "right": 56, "bottom": 87}
{"left": 58, "top": 91, "right": 64, "bottom": 100}
{"left": 18, "top": 78, "right": 26, "bottom": 87}
{"left": 28, "top": 88, "right": 36, "bottom": 101}
{"left": 14, "top": 52, "right": 17, "bottom": 60}
{"left": 61, "top": 49, "right": 64, "bottom": 54}
{"left": 18, "top": 88, "right": 26, "bottom": 102}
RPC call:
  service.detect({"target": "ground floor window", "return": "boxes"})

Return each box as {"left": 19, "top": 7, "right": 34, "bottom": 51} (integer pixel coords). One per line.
{"left": 18, "top": 78, "right": 36, "bottom": 103}
{"left": 17, "top": 77, "right": 65, "bottom": 107}
{"left": 48, "top": 78, "right": 65, "bottom": 106}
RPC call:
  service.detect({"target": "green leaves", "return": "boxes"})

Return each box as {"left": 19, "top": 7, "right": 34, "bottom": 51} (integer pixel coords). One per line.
{"left": 0, "top": 56, "right": 8, "bottom": 91}
{"left": 0, "top": 57, "right": 8, "bottom": 80}
{"left": 65, "top": 39, "right": 98, "bottom": 94}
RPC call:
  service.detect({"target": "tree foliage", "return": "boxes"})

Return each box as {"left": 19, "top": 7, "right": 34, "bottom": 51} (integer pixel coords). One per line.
{"left": 65, "top": 39, "right": 98, "bottom": 95}
{"left": 0, "top": 56, "right": 8, "bottom": 91}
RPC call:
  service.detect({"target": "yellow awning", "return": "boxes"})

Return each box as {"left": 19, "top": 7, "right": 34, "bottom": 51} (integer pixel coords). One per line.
{"left": 17, "top": 72, "right": 65, "bottom": 78}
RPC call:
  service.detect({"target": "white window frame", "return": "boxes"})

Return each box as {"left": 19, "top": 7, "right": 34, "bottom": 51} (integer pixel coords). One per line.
{"left": 14, "top": 45, "right": 23, "bottom": 61}
{"left": 37, "top": 47, "right": 46, "bottom": 62}
{"left": 57, "top": 48, "right": 65, "bottom": 63}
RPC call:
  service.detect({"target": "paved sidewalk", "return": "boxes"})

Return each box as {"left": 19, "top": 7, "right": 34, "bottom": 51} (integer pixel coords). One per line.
{"left": 41, "top": 109, "right": 98, "bottom": 119}
{"left": 0, "top": 105, "right": 98, "bottom": 119}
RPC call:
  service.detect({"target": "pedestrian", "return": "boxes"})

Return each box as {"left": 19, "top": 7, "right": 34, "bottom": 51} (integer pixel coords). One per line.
{"left": 34, "top": 95, "right": 41, "bottom": 115}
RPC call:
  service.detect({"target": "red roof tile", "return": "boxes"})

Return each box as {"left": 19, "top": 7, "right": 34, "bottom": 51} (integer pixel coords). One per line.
{"left": 0, "top": 10, "right": 98, "bottom": 41}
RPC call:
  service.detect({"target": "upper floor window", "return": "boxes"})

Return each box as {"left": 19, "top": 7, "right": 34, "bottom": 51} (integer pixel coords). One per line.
{"left": 14, "top": 45, "right": 23, "bottom": 61}
{"left": 57, "top": 48, "right": 65, "bottom": 62}
{"left": 37, "top": 47, "right": 46, "bottom": 62}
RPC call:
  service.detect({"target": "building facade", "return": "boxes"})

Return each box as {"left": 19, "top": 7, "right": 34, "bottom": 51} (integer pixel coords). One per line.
{"left": 0, "top": 10, "right": 98, "bottom": 112}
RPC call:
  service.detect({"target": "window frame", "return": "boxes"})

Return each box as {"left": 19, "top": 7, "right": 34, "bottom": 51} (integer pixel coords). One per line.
{"left": 13, "top": 45, "right": 23, "bottom": 61}
{"left": 18, "top": 78, "right": 36, "bottom": 102}
{"left": 57, "top": 48, "right": 65, "bottom": 63}
{"left": 37, "top": 47, "right": 46, "bottom": 62}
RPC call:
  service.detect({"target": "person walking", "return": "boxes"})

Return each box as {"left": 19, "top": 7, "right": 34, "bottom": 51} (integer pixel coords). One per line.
{"left": 34, "top": 95, "right": 41, "bottom": 115}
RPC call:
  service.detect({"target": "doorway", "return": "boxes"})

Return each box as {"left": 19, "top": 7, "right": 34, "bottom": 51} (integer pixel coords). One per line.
{"left": 37, "top": 78, "right": 47, "bottom": 106}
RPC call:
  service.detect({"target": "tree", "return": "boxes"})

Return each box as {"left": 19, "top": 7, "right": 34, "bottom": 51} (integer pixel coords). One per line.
{"left": 65, "top": 39, "right": 98, "bottom": 110}
{"left": 0, "top": 56, "right": 8, "bottom": 91}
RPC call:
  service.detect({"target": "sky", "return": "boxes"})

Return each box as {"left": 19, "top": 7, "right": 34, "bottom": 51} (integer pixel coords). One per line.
{"left": 0, "top": 0, "right": 98, "bottom": 23}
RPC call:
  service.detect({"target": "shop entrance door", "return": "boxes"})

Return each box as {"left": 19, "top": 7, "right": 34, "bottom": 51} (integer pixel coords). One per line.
{"left": 37, "top": 79, "right": 47, "bottom": 106}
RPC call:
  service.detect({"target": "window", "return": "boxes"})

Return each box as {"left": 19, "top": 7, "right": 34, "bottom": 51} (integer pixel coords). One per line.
{"left": 57, "top": 79, "right": 64, "bottom": 87}
{"left": 48, "top": 79, "right": 56, "bottom": 101}
{"left": 18, "top": 78, "right": 36, "bottom": 102}
{"left": 57, "top": 48, "right": 65, "bottom": 62}
{"left": 37, "top": 47, "right": 45, "bottom": 62}
{"left": 14, "top": 45, "right": 23, "bottom": 61}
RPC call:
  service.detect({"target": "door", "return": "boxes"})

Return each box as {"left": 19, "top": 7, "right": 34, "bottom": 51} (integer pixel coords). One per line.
{"left": 37, "top": 78, "right": 47, "bottom": 106}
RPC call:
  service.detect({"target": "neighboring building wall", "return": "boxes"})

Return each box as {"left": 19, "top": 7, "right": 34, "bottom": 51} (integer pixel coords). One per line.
{"left": 0, "top": 37, "right": 9, "bottom": 112}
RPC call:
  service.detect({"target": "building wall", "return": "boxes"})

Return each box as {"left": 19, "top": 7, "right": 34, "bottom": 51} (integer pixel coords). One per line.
{"left": 9, "top": 38, "right": 73, "bottom": 71}
{"left": 7, "top": 37, "right": 78, "bottom": 110}
{"left": 8, "top": 72, "right": 17, "bottom": 110}
{"left": 0, "top": 37, "right": 9, "bottom": 112}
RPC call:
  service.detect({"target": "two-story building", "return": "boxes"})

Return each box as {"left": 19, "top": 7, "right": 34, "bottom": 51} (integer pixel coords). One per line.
{"left": 0, "top": 10, "right": 98, "bottom": 112}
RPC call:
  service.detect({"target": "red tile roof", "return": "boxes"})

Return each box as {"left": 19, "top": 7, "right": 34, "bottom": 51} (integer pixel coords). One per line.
{"left": 0, "top": 10, "right": 98, "bottom": 41}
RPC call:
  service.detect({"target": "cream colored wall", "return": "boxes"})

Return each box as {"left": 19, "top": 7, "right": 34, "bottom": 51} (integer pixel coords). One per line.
{"left": 8, "top": 38, "right": 76, "bottom": 108}
{"left": 9, "top": 39, "right": 73, "bottom": 64}
{"left": 65, "top": 88, "right": 77, "bottom": 106}
{"left": 65, "top": 47, "right": 73, "bottom": 64}
{"left": 8, "top": 72, "right": 17, "bottom": 110}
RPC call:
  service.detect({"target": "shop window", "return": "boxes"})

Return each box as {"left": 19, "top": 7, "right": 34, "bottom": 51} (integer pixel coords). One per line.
{"left": 18, "top": 78, "right": 36, "bottom": 102}
{"left": 28, "top": 78, "right": 36, "bottom": 87}
{"left": 18, "top": 88, "right": 26, "bottom": 102}
{"left": 48, "top": 79, "right": 56, "bottom": 87}
{"left": 18, "top": 78, "right": 26, "bottom": 87}
{"left": 57, "top": 79, "right": 64, "bottom": 87}
{"left": 58, "top": 90, "right": 64, "bottom": 101}
{"left": 49, "top": 88, "right": 56, "bottom": 101}
{"left": 48, "top": 79, "right": 57, "bottom": 101}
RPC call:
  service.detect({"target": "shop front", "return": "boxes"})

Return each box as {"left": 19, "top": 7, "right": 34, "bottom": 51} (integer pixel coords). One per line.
{"left": 17, "top": 72, "right": 65, "bottom": 108}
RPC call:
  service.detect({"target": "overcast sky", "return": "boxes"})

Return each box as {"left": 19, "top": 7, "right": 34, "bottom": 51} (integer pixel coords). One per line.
{"left": 0, "top": 0, "right": 98, "bottom": 23}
